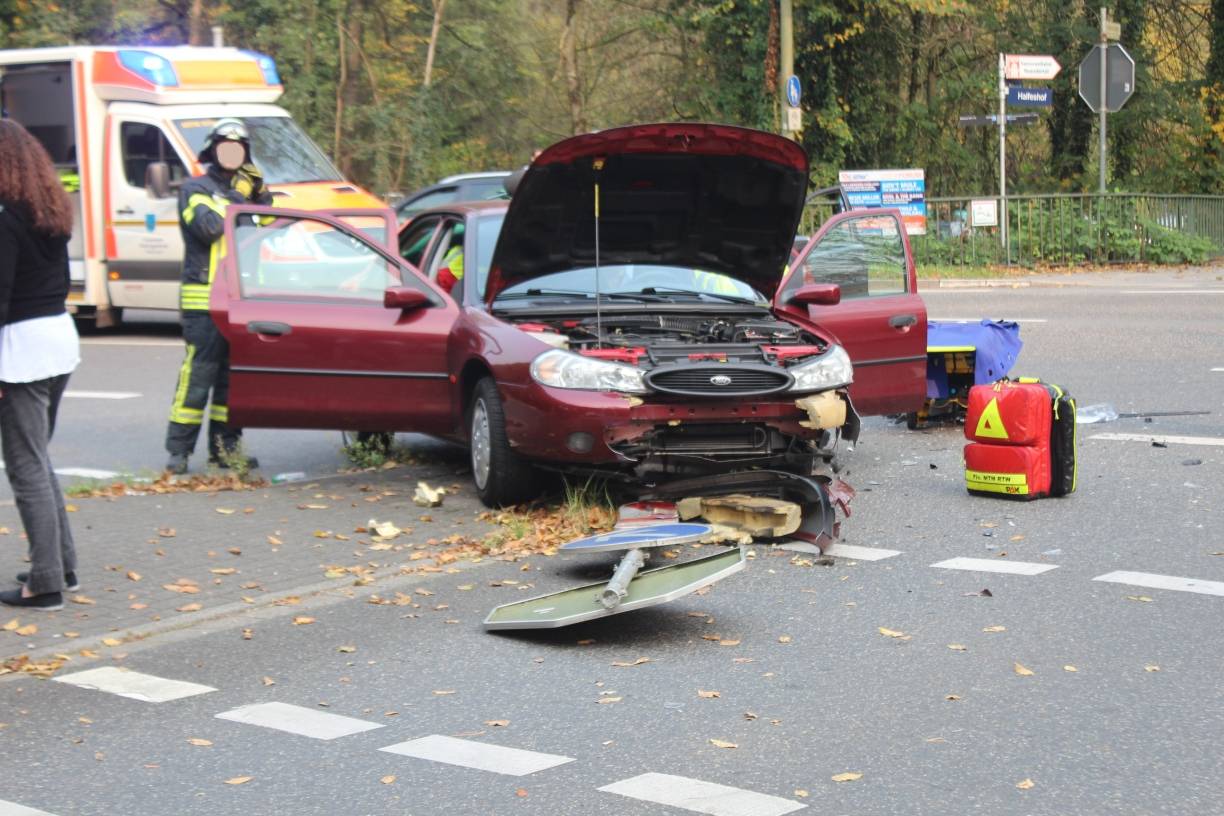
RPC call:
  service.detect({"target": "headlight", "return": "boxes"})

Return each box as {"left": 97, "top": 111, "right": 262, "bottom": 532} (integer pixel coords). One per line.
{"left": 788, "top": 344, "right": 853, "bottom": 392}
{"left": 530, "top": 349, "right": 648, "bottom": 393}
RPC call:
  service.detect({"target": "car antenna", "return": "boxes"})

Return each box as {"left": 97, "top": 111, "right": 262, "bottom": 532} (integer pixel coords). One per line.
{"left": 593, "top": 156, "right": 605, "bottom": 348}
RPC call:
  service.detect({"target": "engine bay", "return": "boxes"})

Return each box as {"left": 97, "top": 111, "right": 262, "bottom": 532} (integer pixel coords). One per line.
{"left": 514, "top": 313, "right": 830, "bottom": 369}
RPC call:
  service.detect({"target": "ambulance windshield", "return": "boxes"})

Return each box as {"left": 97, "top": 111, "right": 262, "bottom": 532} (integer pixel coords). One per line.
{"left": 175, "top": 116, "right": 343, "bottom": 184}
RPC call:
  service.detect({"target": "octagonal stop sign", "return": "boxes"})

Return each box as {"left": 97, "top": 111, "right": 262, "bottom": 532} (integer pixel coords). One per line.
{"left": 1078, "top": 44, "right": 1136, "bottom": 113}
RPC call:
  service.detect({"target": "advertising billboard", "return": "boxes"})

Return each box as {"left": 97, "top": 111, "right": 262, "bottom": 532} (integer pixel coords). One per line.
{"left": 837, "top": 168, "right": 926, "bottom": 235}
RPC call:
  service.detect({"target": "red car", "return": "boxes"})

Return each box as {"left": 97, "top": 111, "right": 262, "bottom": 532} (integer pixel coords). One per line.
{"left": 212, "top": 123, "right": 927, "bottom": 506}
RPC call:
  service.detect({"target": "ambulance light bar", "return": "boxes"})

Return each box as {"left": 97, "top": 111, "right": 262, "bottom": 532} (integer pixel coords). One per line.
{"left": 117, "top": 50, "right": 179, "bottom": 87}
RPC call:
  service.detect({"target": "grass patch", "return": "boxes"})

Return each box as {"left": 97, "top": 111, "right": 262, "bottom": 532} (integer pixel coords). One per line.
{"left": 340, "top": 433, "right": 423, "bottom": 470}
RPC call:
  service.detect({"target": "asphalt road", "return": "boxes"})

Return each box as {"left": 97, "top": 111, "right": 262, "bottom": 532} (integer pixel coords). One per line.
{"left": 1, "top": 268, "right": 1222, "bottom": 815}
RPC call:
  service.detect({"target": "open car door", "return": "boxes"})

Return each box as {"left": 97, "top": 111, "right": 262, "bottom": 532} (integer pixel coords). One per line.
{"left": 775, "top": 209, "right": 927, "bottom": 416}
{"left": 212, "top": 206, "right": 459, "bottom": 435}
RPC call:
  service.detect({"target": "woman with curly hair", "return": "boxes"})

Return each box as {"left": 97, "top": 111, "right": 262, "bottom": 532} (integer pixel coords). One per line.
{"left": 0, "top": 119, "right": 80, "bottom": 611}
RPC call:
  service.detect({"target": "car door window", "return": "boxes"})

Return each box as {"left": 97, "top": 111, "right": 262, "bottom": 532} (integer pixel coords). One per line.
{"left": 795, "top": 215, "right": 907, "bottom": 300}
{"left": 399, "top": 217, "right": 440, "bottom": 268}
{"left": 235, "top": 214, "right": 403, "bottom": 304}
{"left": 120, "top": 122, "right": 188, "bottom": 187}
{"left": 426, "top": 219, "right": 465, "bottom": 281}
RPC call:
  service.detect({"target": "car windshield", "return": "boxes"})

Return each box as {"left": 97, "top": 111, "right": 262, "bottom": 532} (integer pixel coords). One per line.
{"left": 174, "top": 117, "right": 343, "bottom": 184}
{"left": 490, "top": 266, "right": 765, "bottom": 304}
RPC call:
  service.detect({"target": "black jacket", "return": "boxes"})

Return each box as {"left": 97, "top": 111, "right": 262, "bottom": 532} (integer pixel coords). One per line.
{"left": 0, "top": 201, "right": 70, "bottom": 328}
{"left": 177, "top": 165, "right": 273, "bottom": 287}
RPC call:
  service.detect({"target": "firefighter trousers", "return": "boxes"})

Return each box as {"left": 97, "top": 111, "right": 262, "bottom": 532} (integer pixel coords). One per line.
{"left": 165, "top": 312, "right": 242, "bottom": 459}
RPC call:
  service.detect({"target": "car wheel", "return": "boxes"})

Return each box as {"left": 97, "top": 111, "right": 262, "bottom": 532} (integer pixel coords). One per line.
{"left": 469, "top": 378, "right": 541, "bottom": 507}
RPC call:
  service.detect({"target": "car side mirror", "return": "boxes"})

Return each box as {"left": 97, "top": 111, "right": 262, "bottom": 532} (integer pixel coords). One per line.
{"left": 789, "top": 283, "right": 841, "bottom": 306}
{"left": 146, "top": 162, "right": 173, "bottom": 199}
{"left": 384, "top": 286, "right": 430, "bottom": 311}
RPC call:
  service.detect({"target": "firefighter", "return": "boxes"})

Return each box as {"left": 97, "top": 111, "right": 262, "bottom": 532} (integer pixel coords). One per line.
{"left": 164, "top": 119, "right": 271, "bottom": 474}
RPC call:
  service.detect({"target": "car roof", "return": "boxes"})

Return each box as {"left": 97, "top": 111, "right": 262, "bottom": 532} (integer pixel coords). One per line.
{"left": 437, "top": 171, "right": 512, "bottom": 183}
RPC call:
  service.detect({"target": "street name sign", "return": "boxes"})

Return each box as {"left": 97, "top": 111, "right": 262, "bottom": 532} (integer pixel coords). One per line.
{"left": 958, "top": 113, "right": 1040, "bottom": 127}
{"left": 1007, "top": 86, "right": 1053, "bottom": 107}
{"left": 1003, "top": 54, "right": 1061, "bottom": 80}
{"left": 1079, "top": 44, "right": 1135, "bottom": 113}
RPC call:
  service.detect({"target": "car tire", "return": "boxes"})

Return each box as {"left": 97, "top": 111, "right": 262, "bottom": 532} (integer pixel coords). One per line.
{"left": 469, "top": 378, "right": 541, "bottom": 507}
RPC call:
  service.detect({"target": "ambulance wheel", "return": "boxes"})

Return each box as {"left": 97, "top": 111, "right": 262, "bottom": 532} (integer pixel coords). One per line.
{"left": 469, "top": 378, "right": 541, "bottom": 507}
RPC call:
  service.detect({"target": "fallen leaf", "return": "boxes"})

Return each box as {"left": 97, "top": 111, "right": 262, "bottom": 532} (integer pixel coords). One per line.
{"left": 1014, "top": 662, "right": 1035, "bottom": 676}
{"left": 215, "top": 508, "right": 236, "bottom": 515}
{"left": 778, "top": 635, "right": 792, "bottom": 644}
{"left": 709, "top": 739, "right": 738, "bottom": 749}
{"left": 292, "top": 616, "right": 315, "bottom": 625}
{"left": 515, "top": 788, "right": 528, "bottom": 798}
{"left": 210, "top": 568, "right": 238, "bottom": 576}
{"left": 126, "top": 571, "right": 142, "bottom": 582}
{"left": 1145, "top": 664, "right": 1161, "bottom": 672}
{"left": 831, "top": 772, "right": 862, "bottom": 782}
{"left": 1125, "top": 595, "right": 1153, "bottom": 603}
{"left": 261, "top": 676, "right": 275, "bottom": 686}
{"left": 433, "top": 689, "right": 456, "bottom": 695}
{"left": 65, "top": 504, "right": 78, "bottom": 512}
{"left": 15, "top": 624, "right": 37, "bottom": 636}
{"left": 945, "top": 694, "right": 961, "bottom": 701}
{"left": 947, "top": 644, "right": 967, "bottom": 651}
{"left": 697, "top": 689, "right": 720, "bottom": 699}
{"left": 224, "top": 776, "right": 253, "bottom": 785}
{"left": 794, "top": 790, "right": 809, "bottom": 798}
{"left": 1064, "top": 665, "right": 1078, "bottom": 672}
{"left": 157, "top": 528, "right": 176, "bottom": 538}
{"left": 611, "top": 657, "right": 651, "bottom": 667}
{"left": 982, "top": 625, "right": 1006, "bottom": 633}
{"left": 380, "top": 775, "right": 396, "bottom": 785}
{"left": 878, "top": 627, "right": 908, "bottom": 639}
{"left": 188, "top": 738, "right": 212, "bottom": 747}
{"left": 176, "top": 603, "right": 202, "bottom": 613}
{"left": 2, "top": 619, "right": 18, "bottom": 632}
{"left": 596, "top": 697, "right": 622, "bottom": 704}
{"left": 242, "top": 629, "right": 253, "bottom": 640}
{"left": 1009, "top": 535, "right": 1025, "bottom": 542}
{"left": 484, "top": 719, "right": 510, "bottom": 727}
{"left": 1016, "top": 778, "right": 1035, "bottom": 790}
{"left": 337, "top": 645, "right": 356, "bottom": 653}
{"left": 719, "top": 639, "right": 741, "bottom": 647}
{"left": 71, "top": 595, "right": 96, "bottom": 605}
{"left": 267, "top": 536, "right": 284, "bottom": 546}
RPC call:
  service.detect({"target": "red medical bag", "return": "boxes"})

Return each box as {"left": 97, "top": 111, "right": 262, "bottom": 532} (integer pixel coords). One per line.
{"left": 963, "top": 379, "right": 1077, "bottom": 500}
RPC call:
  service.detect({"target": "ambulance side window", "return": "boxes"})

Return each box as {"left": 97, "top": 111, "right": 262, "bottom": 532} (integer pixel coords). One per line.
{"left": 120, "top": 123, "right": 188, "bottom": 188}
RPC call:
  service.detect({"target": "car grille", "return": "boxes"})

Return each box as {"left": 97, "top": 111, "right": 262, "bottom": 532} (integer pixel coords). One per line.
{"left": 645, "top": 364, "right": 793, "bottom": 397}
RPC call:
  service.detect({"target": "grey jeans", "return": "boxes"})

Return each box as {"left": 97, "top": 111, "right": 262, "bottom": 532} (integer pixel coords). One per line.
{"left": 0, "top": 374, "right": 76, "bottom": 594}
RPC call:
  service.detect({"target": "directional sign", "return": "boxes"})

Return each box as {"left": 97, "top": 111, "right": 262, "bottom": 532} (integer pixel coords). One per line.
{"left": 1007, "top": 86, "right": 1053, "bottom": 107}
{"left": 1003, "top": 54, "right": 1062, "bottom": 80}
{"left": 958, "top": 113, "right": 1040, "bottom": 127}
{"left": 1078, "top": 44, "right": 1135, "bottom": 113}
{"left": 786, "top": 75, "right": 801, "bottom": 108}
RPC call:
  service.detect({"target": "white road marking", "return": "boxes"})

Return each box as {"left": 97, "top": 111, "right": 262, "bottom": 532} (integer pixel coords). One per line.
{"left": 1089, "top": 432, "right": 1224, "bottom": 448}
{"left": 53, "top": 667, "right": 216, "bottom": 702}
{"left": 1121, "top": 289, "right": 1224, "bottom": 294}
{"left": 215, "top": 702, "right": 384, "bottom": 740}
{"left": 929, "top": 317, "right": 1048, "bottom": 323}
{"left": 931, "top": 557, "right": 1058, "bottom": 576}
{"left": 80, "top": 338, "right": 182, "bottom": 347}
{"left": 0, "top": 801, "right": 57, "bottom": 816}
{"left": 63, "top": 390, "right": 142, "bottom": 400}
{"left": 0, "top": 464, "right": 119, "bottom": 480}
{"left": 1092, "top": 571, "right": 1224, "bottom": 598}
{"left": 824, "top": 543, "right": 904, "bottom": 561}
{"left": 379, "top": 734, "right": 573, "bottom": 776}
{"left": 599, "top": 773, "right": 806, "bottom": 816}
{"left": 1211, "top": 368, "right": 1224, "bottom": 372}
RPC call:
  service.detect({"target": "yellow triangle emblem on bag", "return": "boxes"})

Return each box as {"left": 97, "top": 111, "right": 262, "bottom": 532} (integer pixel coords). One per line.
{"left": 974, "top": 397, "right": 1010, "bottom": 440}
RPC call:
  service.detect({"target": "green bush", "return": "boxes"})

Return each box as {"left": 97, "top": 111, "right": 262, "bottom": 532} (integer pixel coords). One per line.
{"left": 1140, "top": 220, "right": 1216, "bottom": 264}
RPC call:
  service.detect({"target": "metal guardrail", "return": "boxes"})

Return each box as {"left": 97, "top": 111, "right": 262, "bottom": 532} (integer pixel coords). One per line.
{"left": 799, "top": 193, "right": 1224, "bottom": 267}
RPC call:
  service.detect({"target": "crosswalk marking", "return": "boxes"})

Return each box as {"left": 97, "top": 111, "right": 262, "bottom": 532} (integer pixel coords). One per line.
{"left": 0, "top": 801, "right": 57, "bottom": 816}
{"left": 931, "top": 557, "right": 1058, "bottom": 576}
{"left": 379, "top": 734, "right": 574, "bottom": 776}
{"left": 53, "top": 667, "right": 216, "bottom": 703}
{"left": 599, "top": 773, "right": 806, "bottom": 816}
{"left": 1089, "top": 432, "right": 1224, "bottom": 447}
{"left": 824, "top": 543, "right": 903, "bottom": 561}
{"left": 215, "top": 702, "right": 384, "bottom": 740}
{"left": 1093, "top": 571, "right": 1224, "bottom": 598}
{"left": 63, "top": 390, "right": 141, "bottom": 400}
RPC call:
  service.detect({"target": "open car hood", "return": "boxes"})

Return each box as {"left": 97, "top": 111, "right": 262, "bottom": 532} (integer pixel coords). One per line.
{"left": 485, "top": 123, "right": 809, "bottom": 303}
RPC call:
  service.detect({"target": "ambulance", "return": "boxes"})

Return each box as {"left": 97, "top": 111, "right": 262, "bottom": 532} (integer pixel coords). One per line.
{"left": 0, "top": 45, "right": 386, "bottom": 325}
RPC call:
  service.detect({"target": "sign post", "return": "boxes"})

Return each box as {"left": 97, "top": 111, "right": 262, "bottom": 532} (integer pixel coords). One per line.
{"left": 998, "top": 53, "right": 1062, "bottom": 263}
{"left": 1078, "top": 9, "right": 1135, "bottom": 193}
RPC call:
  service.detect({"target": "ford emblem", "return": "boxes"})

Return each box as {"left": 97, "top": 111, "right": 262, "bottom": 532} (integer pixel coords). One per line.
{"left": 709, "top": 375, "right": 733, "bottom": 386}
